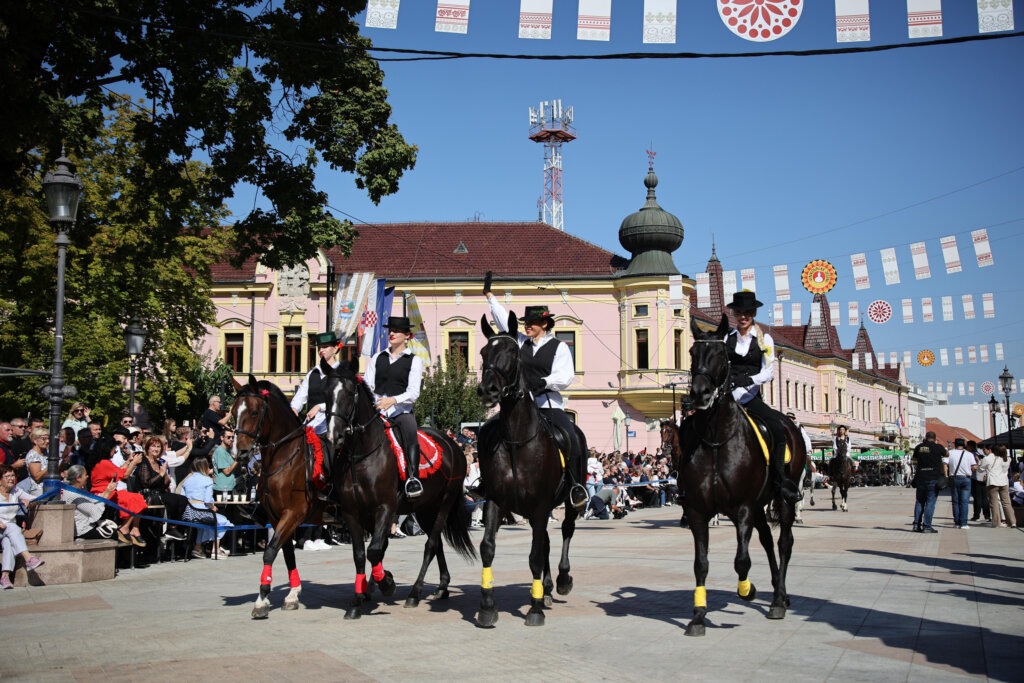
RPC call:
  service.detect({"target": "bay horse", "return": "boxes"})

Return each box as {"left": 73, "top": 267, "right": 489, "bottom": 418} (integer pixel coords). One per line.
{"left": 677, "top": 315, "right": 807, "bottom": 636}
{"left": 476, "top": 313, "right": 585, "bottom": 627}
{"left": 321, "top": 357, "right": 475, "bottom": 619}
{"left": 230, "top": 375, "right": 320, "bottom": 619}
{"left": 828, "top": 439, "right": 853, "bottom": 512}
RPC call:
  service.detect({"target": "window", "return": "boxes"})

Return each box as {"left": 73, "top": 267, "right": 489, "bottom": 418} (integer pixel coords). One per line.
{"left": 824, "top": 393, "right": 829, "bottom": 413}
{"left": 555, "top": 331, "right": 576, "bottom": 367}
{"left": 810, "top": 388, "right": 815, "bottom": 412}
{"left": 284, "top": 326, "right": 302, "bottom": 373}
{"left": 268, "top": 334, "right": 278, "bottom": 373}
{"left": 785, "top": 380, "right": 791, "bottom": 408}
{"left": 307, "top": 335, "right": 318, "bottom": 372}
{"left": 635, "top": 329, "right": 649, "bottom": 370}
{"left": 225, "top": 333, "right": 244, "bottom": 372}
{"left": 448, "top": 331, "right": 469, "bottom": 366}
{"left": 634, "top": 304, "right": 649, "bottom": 318}
{"left": 673, "top": 329, "right": 683, "bottom": 369}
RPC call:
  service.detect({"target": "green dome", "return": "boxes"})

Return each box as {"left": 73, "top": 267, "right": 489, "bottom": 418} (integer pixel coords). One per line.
{"left": 618, "top": 166, "right": 684, "bottom": 277}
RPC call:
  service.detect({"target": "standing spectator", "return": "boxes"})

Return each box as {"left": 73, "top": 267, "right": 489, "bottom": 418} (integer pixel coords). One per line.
{"left": 119, "top": 415, "right": 134, "bottom": 429}
{"left": 911, "top": 432, "right": 948, "bottom": 533}
{"left": 586, "top": 453, "right": 604, "bottom": 499}
{"left": 979, "top": 445, "right": 1016, "bottom": 528}
{"left": 0, "top": 464, "right": 44, "bottom": 588}
{"left": 8, "top": 419, "right": 31, "bottom": 459}
{"left": 967, "top": 440, "right": 990, "bottom": 524}
{"left": 202, "top": 395, "right": 230, "bottom": 444}
{"left": 61, "top": 402, "right": 90, "bottom": 434}
{"left": 21, "top": 428, "right": 50, "bottom": 496}
{"left": 212, "top": 429, "right": 239, "bottom": 498}
{"left": 944, "top": 438, "right": 977, "bottom": 529}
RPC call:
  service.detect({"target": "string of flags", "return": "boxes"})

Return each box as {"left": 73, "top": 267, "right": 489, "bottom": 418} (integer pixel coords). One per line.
{"left": 826, "top": 340, "right": 1008, "bottom": 372}
{"left": 923, "top": 379, "right": 1022, "bottom": 397}
{"left": 760, "top": 293, "right": 996, "bottom": 327}
{"left": 364, "top": 1, "right": 1016, "bottom": 42}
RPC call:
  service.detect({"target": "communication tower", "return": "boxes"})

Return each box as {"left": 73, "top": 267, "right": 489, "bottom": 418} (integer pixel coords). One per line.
{"left": 528, "top": 100, "right": 576, "bottom": 232}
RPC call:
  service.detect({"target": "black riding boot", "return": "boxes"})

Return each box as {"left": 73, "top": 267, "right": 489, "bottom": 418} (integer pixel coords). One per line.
{"left": 567, "top": 451, "right": 588, "bottom": 512}
{"left": 404, "top": 441, "right": 423, "bottom": 499}
{"left": 771, "top": 445, "right": 802, "bottom": 503}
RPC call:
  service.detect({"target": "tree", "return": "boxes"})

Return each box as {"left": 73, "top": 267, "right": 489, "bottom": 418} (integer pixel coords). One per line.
{"left": 0, "top": 0, "right": 417, "bottom": 269}
{"left": 415, "top": 355, "right": 486, "bottom": 435}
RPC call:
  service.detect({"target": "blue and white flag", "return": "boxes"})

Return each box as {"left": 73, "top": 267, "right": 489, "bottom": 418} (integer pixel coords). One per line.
{"left": 360, "top": 279, "right": 395, "bottom": 358}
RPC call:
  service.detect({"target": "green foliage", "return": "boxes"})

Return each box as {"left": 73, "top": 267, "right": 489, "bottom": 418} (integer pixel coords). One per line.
{"left": 0, "top": 0, "right": 417, "bottom": 269}
{"left": 415, "top": 355, "right": 485, "bottom": 434}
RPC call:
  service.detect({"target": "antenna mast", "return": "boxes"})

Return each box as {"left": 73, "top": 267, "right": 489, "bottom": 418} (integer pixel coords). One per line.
{"left": 528, "top": 100, "right": 576, "bottom": 232}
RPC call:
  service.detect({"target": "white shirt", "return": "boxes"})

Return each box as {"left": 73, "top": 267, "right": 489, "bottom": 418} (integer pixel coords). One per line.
{"left": 944, "top": 449, "right": 977, "bottom": 477}
{"left": 488, "top": 296, "right": 575, "bottom": 410}
{"left": 291, "top": 360, "right": 340, "bottom": 434}
{"left": 364, "top": 347, "right": 423, "bottom": 419}
{"left": 726, "top": 327, "right": 776, "bottom": 405}
{"left": 979, "top": 453, "right": 1010, "bottom": 487}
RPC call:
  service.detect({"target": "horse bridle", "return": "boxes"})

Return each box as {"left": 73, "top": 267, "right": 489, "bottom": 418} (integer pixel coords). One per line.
{"left": 690, "top": 338, "right": 732, "bottom": 411}
{"left": 482, "top": 336, "right": 542, "bottom": 447}
{"left": 233, "top": 390, "right": 306, "bottom": 477}
{"left": 322, "top": 375, "right": 386, "bottom": 461}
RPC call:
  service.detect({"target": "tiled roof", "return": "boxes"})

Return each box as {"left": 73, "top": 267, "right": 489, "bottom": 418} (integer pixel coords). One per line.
{"left": 926, "top": 418, "right": 983, "bottom": 447}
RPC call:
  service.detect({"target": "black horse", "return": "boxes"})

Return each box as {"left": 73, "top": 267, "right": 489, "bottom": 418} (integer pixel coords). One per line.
{"left": 475, "top": 313, "right": 585, "bottom": 627}
{"left": 321, "top": 357, "right": 476, "bottom": 619}
{"left": 677, "top": 315, "right": 808, "bottom": 636}
{"left": 828, "top": 439, "right": 853, "bottom": 512}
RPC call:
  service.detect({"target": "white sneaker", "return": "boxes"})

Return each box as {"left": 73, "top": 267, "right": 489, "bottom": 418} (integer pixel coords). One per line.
{"left": 312, "top": 539, "right": 330, "bottom": 551}
{"left": 302, "top": 541, "right": 320, "bottom": 551}
{"left": 960, "top": 525, "right": 969, "bottom": 530}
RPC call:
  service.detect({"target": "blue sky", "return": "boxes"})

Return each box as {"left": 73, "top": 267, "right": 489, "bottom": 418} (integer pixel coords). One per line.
{"left": 225, "top": 1, "right": 1024, "bottom": 404}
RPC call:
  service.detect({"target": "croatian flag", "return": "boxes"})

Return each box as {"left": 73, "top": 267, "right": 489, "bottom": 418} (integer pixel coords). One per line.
{"left": 897, "top": 413, "right": 905, "bottom": 430}
{"left": 360, "top": 279, "right": 395, "bottom": 357}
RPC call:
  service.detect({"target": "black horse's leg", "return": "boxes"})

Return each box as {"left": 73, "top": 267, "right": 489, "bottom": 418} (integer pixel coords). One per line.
{"left": 555, "top": 503, "right": 577, "bottom": 597}
{"left": 525, "top": 513, "right": 549, "bottom": 626}
{"left": 477, "top": 500, "right": 501, "bottom": 627}
{"left": 733, "top": 505, "right": 758, "bottom": 603}
{"left": 405, "top": 505, "right": 439, "bottom": 608}
{"left": 832, "top": 483, "right": 838, "bottom": 510}
{"left": 753, "top": 506, "right": 780, "bottom": 593}
{"left": 281, "top": 537, "right": 302, "bottom": 610}
{"left": 431, "top": 542, "right": 451, "bottom": 602}
{"left": 685, "top": 510, "right": 711, "bottom": 637}
{"left": 769, "top": 501, "right": 796, "bottom": 619}
{"left": 344, "top": 513, "right": 370, "bottom": 620}
{"left": 366, "top": 506, "right": 397, "bottom": 599}
{"left": 542, "top": 524, "right": 553, "bottom": 608}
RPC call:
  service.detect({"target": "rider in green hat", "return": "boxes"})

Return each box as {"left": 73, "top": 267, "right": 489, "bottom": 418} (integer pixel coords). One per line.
{"left": 290, "top": 330, "right": 341, "bottom": 490}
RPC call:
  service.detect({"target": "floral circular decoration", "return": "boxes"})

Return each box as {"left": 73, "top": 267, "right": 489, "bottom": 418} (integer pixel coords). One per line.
{"left": 801, "top": 260, "right": 838, "bottom": 295}
{"left": 1014, "top": 403, "right": 1024, "bottom": 417}
{"left": 717, "top": 0, "right": 804, "bottom": 42}
{"left": 917, "top": 350, "right": 936, "bottom": 367}
{"left": 867, "top": 300, "right": 892, "bottom": 324}
{"left": 981, "top": 381, "right": 995, "bottom": 395}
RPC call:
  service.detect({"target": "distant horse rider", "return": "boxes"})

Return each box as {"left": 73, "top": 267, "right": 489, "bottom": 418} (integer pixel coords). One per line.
{"left": 291, "top": 331, "right": 341, "bottom": 492}
{"left": 833, "top": 424, "right": 851, "bottom": 455}
{"left": 484, "top": 283, "right": 589, "bottom": 511}
{"left": 364, "top": 316, "right": 425, "bottom": 499}
{"left": 725, "top": 290, "right": 802, "bottom": 503}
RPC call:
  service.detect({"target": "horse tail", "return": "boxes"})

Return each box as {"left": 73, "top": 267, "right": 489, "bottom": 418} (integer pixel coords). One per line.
{"left": 442, "top": 486, "right": 477, "bottom": 561}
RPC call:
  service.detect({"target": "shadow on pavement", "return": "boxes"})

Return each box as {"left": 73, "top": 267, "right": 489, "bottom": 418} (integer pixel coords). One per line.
{"left": 848, "top": 548, "right": 1024, "bottom": 583}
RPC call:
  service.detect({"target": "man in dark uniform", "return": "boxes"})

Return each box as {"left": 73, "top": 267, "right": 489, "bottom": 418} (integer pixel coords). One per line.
{"left": 364, "top": 317, "right": 425, "bottom": 499}
{"left": 911, "top": 431, "right": 948, "bottom": 532}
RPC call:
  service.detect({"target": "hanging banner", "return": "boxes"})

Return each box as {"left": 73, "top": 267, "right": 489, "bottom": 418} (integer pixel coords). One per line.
{"left": 405, "top": 294, "right": 433, "bottom": 367}
{"left": 848, "top": 301, "right": 859, "bottom": 326}
{"left": 927, "top": 382, "right": 934, "bottom": 393}
{"left": 958, "top": 382, "right": 965, "bottom": 396}
{"left": 830, "top": 301, "right": 841, "bottom": 327}
{"left": 946, "top": 382, "right": 953, "bottom": 394}
{"left": 969, "top": 382, "right": 976, "bottom": 396}
{"left": 773, "top": 265, "right": 791, "bottom": 301}
{"left": 880, "top": 246, "right": 900, "bottom": 285}
{"left": 791, "top": 302, "right": 802, "bottom": 326}
{"left": 996, "top": 342, "right": 1004, "bottom": 360}
{"left": 982, "top": 381, "right": 996, "bottom": 395}
{"left": 962, "top": 294, "right": 976, "bottom": 320}
{"left": 902, "top": 298, "right": 914, "bottom": 324}
{"left": 668, "top": 274, "right": 683, "bottom": 306}
{"left": 741, "top": 268, "right": 757, "bottom": 294}
{"left": 889, "top": 351, "right": 898, "bottom": 368}
{"left": 722, "top": 270, "right": 738, "bottom": 303}
{"left": 968, "top": 346, "right": 977, "bottom": 363}
{"left": 851, "top": 252, "right": 870, "bottom": 290}
{"left": 982, "top": 292, "right": 995, "bottom": 318}
{"left": 940, "top": 235, "right": 962, "bottom": 274}
{"left": 980, "top": 345, "right": 989, "bottom": 363}
{"left": 852, "top": 353, "right": 860, "bottom": 370}
{"left": 865, "top": 352, "right": 873, "bottom": 370}
{"left": 643, "top": 0, "right": 677, "bottom": 43}
{"left": 717, "top": 0, "right": 803, "bottom": 42}
{"left": 811, "top": 300, "right": 821, "bottom": 327}
{"left": 903, "top": 351, "right": 912, "bottom": 367}
{"left": 365, "top": 0, "right": 401, "bottom": 29}
{"left": 954, "top": 347, "right": 964, "bottom": 365}
{"left": 333, "top": 271, "right": 376, "bottom": 343}
{"left": 519, "top": 0, "right": 553, "bottom": 39}
{"left": 941, "top": 295, "right": 954, "bottom": 322}
{"left": 772, "top": 302, "right": 784, "bottom": 325}
{"left": 802, "top": 260, "right": 838, "bottom": 294}
{"left": 360, "top": 279, "right": 381, "bottom": 357}
{"left": 917, "top": 350, "right": 935, "bottom": 367}
{"left": 908, "top": 0, "right": 942, "bottom": 38}
{"left": 922, "top": 297, "right": 934, "bottom": 323}
{"left": 835, "top": 0, "right": 871, "bottom": 42}
{"left": 696, "top": 272, "right": 711, "bottom": 308}
{"left": 876, "top": 352, "right": 886, "bottom": 369}
{"left": 867, "top": 300, "right": 892, "bottom": 324}
{"left": 435, "top": 0, "right": 471, "bottom": 33}
{"left": 978, "top": 1, "right": 1015, "bottom": 33}
{"left": 578, "top": 0, "right": 612, "bottom": 41}
{"left": 940, "top": 348, "right": 949, "bottom": 366}
{"left": 911, "top": 241, "right": 931, "bottom": 279}
{"left": 972, "top": 228, "right": 995, "bottom": 267}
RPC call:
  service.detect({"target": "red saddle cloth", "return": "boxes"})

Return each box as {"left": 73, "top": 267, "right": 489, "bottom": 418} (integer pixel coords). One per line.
{"left": 305, "top": 428, "right": 328, "bottom": 490}
{"left": 384, "top": 423, "right": 443, "bottom": 481}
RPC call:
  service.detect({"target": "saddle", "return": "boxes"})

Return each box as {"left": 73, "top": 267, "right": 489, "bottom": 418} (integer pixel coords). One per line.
{"left": 740, "top": 409, "right": 791, "bottom": 465}
{"left": 384, "top": 426, "right": 443, "bottom": 481}
{"left": 538, "top": 414, "right": 572, "bottom": 471}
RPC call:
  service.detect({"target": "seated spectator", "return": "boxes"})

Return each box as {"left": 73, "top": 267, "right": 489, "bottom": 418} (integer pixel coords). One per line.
{"left": 180, "top": 457, "right": 233, "bottom": 558}
{"left": 89, "top": 436, "right": 148, "bottom": 547}
{"left": 636, "top": 465, "right": 662, "bottom": 508}
{"left": 20, "top": 428, "right": 50, "bottom": 496}
{"left": 0, "top": 464, "right": 44, "bottom": 588}
{"left": 1011, "top": 474, "right": 1024, "bottom": 506}
{"left": 134, "top": 437, "right": 189, "bottom": 542}
{"left": 61, "top": 465, "right": 122, "bottom": 542}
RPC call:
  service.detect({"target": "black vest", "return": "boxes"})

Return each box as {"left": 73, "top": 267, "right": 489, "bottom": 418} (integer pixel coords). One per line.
{"left": 726, "top": 332, "right": 763, "bottom": 380}
{"left": 307, "top": 369, "right": 327, "bottom": 405}
{"left": 375, "top": 352, "right": 414, "bottom": 397}
{"left": 521, "top": 337, "right": 562, "bottom": 392}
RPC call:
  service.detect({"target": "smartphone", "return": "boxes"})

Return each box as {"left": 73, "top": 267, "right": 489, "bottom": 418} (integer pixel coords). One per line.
{"left": 158, "top": 458, "right": 166, "bottom": 465}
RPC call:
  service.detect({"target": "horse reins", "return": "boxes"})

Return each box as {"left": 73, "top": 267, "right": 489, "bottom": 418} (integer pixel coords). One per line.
{"left": 234, "top": 390, "right": 307, "bottom": 479}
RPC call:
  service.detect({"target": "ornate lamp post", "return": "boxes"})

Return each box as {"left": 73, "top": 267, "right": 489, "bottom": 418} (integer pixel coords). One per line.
{"left": 624, "top": 413, "right": 632, "bottom": 456}
{"left": 999, "top": 366, "right": 1015, "bottom": 457}
{"left": 988, "top": 395, "right": 1000, "bottom": 440}
{"left": 123, "top": 318, "right": 147, "bottom": 421}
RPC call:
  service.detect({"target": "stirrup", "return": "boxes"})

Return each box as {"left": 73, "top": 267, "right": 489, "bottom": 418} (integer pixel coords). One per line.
{"left": 405, "top": 477, "right": 424, "bottom": 498}
{"left": 568, "top": 484, "right": 588, "bottom": 511}
{"left": 780, "top": 480, "right": 803, "bottom": 503}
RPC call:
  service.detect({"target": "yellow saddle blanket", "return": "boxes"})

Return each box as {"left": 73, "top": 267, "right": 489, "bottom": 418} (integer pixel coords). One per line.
{"left": 741, "top": 408, "right": 791, "bottom": 465}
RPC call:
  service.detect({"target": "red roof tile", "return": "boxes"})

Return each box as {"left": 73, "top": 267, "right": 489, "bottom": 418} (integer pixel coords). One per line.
{"left": 926, "top": 418, "right": 982, "bottom": 447}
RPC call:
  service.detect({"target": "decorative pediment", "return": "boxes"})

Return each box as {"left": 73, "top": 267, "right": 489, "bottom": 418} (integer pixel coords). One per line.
{"left": 279, "top": 300, "right": 307, "bottom": 315}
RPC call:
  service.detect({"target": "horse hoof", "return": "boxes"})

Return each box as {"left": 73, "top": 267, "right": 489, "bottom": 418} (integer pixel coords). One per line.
{"left": 344, "top": 606, "right": 363, "bottom": 620}
{"left": 377, "top": 571, "right": 397, "bottom": 598}
{"left": 282, "top": 600, "right": 299, "bottom": 611}
{"left": 477, "top": 608, "right": 499, "bottom": 627}
{"left": 684, "top": 622, "right": 705, "bottom": 637}
{"left": 543, "top": 594, "right": 553, "bottom": 608}
{"left": 767, "top": 604, "right": 787, "bottom": 620}
{"left": 739, "top": 584, "right": 757, "bottom": 602}
{"left": 555, "top": 575, "right": 573, "bottom": 596}
{"left": 832, "top": 504, "right": 837, "bottom": 511}
{"left": 404, "top": 596, "right": 420, "bottom": 608}
{"left": 525, "top": 610, "right": 545, "bottom": 627}
{"left": 427, "top": 588, "right": 449, "bottom": 601}
{"left": 251, "top": 606, "right": 269, "bottom": 619}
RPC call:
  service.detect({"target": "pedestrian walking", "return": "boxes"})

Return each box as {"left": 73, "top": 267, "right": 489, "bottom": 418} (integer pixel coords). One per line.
{"left": 911, "top": 431, "right": 948, "bottom": 533}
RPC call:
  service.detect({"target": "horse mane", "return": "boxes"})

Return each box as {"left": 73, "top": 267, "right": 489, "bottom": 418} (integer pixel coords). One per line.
{"left": 252, "top": 379, "right": 296, "bottom": 421}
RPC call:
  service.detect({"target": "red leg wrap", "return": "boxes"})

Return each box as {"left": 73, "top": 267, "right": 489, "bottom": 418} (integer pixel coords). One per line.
{"left": 372, "top": 562, "right": 385, "bottom": 582}
{"left": 288, "top": 568, "right": 300, "bottom": 588}
{"left": 355, "top": 574, "right": 368, "bottom": 594}
{"left": 260, "top": 564, "right": 273, "bottom": 585}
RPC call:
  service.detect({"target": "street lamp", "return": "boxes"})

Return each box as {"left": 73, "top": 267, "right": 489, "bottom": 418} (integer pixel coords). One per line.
{"left": 999, "top": 366, "right": 1015, "bottom": 457}
{"left": 623, "top": 413, "right": 632, "bottom": 457}
{"left": 123, "top": 318, "right": 147, "bottom": 421}
{"left": 988, "top": 395, "right": 999, "bottom": 440}
{"left": 40, "top": 153, "right": 83, "bottom": 489}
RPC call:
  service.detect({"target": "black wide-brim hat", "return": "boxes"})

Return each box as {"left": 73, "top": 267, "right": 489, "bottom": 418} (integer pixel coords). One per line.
{"left": 726, "top": 290, "right": 763, "bottom": 311}
{"left": 384, "top": 316, "right": 413, "bottom": 331}
{"left": 313, "top": 331, "right": 339, "bottom": 346}
{"left": 521, "top": 305, "right": 554, "bottom": 323}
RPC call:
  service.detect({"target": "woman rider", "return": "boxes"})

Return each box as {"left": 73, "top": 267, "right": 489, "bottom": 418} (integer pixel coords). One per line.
{"left": 484, "top": 285, "right": 589, "bottom": 511}
{"left": 725, "top": 290, "right": 802, "bottom": 504}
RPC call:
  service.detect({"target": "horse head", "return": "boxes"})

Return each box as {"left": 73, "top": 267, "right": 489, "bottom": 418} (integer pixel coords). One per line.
{"left": 688, "top": 314, "right": 731, "bottom": 411}
{"left": 322, "top": 355, "right": 366, "bottom": 453}
{"left": 230, "top": 374, "right": 289, "bottom": 461}
{"left": 660, "top": 420, "right": 679, "bottom": 460}
{"left": 478, "top": 312, "right": 523, "bottom": 409}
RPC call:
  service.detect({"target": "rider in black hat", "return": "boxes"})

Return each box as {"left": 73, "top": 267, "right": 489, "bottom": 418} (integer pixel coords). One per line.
{"left": 291, "top": 331, "right": 342, "bottom": 491}
{"left": 364, "top": 316, "right": 426, "bottom": 499}
{"left": 726, "top": 290, "right": 802, "bottom": 503}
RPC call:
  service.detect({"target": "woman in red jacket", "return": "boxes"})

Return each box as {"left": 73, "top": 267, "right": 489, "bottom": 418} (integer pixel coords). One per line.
{"left": 88, "top": 436, "right": 148, "bottom": 547}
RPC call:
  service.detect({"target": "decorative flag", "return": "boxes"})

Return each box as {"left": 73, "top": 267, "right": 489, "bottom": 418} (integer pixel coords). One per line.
{"left": 865, "top": 352, "right": 873, "bottom": 370}
{"left": 921, "top": 297, "right": 934, "bottom": 322}
{"left": 519, "top": 0, "right": 553, "bottom": 39}
{"left": 365, "top": 0, "right": 401, "bottom": 29}
{"left": 890, "top": 351, "right": 898, "bottom": 368}
{"left": 717, "top": 0, "right": 803, "bottom": 42}
{"left": 880, "top": 247, "right": 900, "bottom": 285}
{"left": 811, "top": 300, "right": 821, "bottom": 327}
{"left": 669, "top": 275, "right": 684, "bottom": 306}
{"left": 867, "top": 300, "right": 892, "bottom": 324}
{"left": 578, "top": 0, "right": 612, "bottom": 41}
{"left": 722, "top": 270, "right": 738, "bottom": 303}
{"left": 907, "top": 0, "right": 942, "bottom": 38}
{"left": 940, "top": 235, "right": 962, "bottom": 274}
{"left": 902, "top": 298, "right": 914, "bottom": 324}
{"left": 981, "top": 345, "right": 989, "bottom": 363}
{"left": 435, "top": 0, "right": 470, "bottom": 33}
{"left": 982, "top": 381, "right": 995, "bottom": 395}
{"left": 835, "top": 0, "right": 870, "bottom": 42}
{"left": 361, "top": 279, "right": 394, "bottom": 357}
{"left": 996, "top": 342, "right": 1004, "bottom": 360}
{"left": 740, "top": 268, "right": 757, "bottom": 294}
{"left": 333, "top": 271, "right": 375, "bottom": 343}
{"left": 359, "top": 279, "right": 380, "bottom": 357}
{"left": 405, "top": 294, "right": 432, "bottom": 366}
{"left": 791, "top": 303, "right": 802, "bottom": 326}
{"left": 917, "top": 350, "right": 935, "bottom": 366}
{"left": 773, "top": 265, "right": 791, "bottom": 301}
{"left": 940, "top": 348, "right": 949, "bottom": 366}
{"left": 927, "top": 382, "right": 934, "bottom": 393}
{"left": 954, "top": 347, "right": 964, "bottom": 365}
{"left": 978, "top": 1, "right": 1014, "bottom": 33}
{"left": 941, "top": 295, "right": 954, "bottom": 322}
{"left": 696, "top": 273, "right": 711, "bottom": 308}
{"left": 969, "top": 346, "right": 977, "bottom": 363}
{"left": 958, "top": 382, "right": 965, "bottom": 396}
{"left": 962, "top": 294, "right": 976, "bottom": 320}
{"left": 972, "top": 228, "right": 995, "bottom": 267}
{"left": 643, "top": 0, "right": 676, "bottom": 43}
{"left": 802, "top": 260, "right": 838, "bottom": 294}
{"left": 876, "top": 352, "right": 886, "bottom": 369}
{"left": 772, "top": 302, "right": 784, "bottom": 325}
{"left": 851, "top": 252, "right": 870, "bottom": 290}
{"left": 969, "top": 382, "right": 975, "bottom": 396}
{"left": 911, "top": 241, "right": 931, "bottom": 279}
{"left": 848, "top": 301, "right": 859, "bottom": 326}
{"left": 982, "top": 292, "right": 995, "bottom": 318}
{"left": 830, "top": 301, "right": 841, "bottom": 326}
{"left": 903, "top": 351, "right": 912, "bottom": 367}
{"left": 946, "top": 382, "right": 953, "bottom": 394}
{"left": 852, "top": 353, "right": 860, "bottom": 370}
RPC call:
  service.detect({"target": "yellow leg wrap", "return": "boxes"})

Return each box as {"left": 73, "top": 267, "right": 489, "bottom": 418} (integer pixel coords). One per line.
{"left": 738, "top": 579, "right": 751, "bottom": 597}
{"left": 481, "top": 567, "right": 494, "bottom": 589}
{"left": 694, "top": 586, "right": 707, "bottom": 608}
{"left": 531, "top": 579, "right": 544, "bottom": 600}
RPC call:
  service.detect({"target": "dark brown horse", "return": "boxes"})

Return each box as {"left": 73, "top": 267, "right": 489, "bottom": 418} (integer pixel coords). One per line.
{"left": 828, "top": 439, "right": 853, "bottom": 512}
{"left": 321, "top": 358, "right": 475, "bottom": 619}
{"left": 677, "top": 315, "right": 808, "bottom": 636}
{"left": 475, "top": 313, "right": 585, "bottom": 627}
{"left": 230, "top": 375, "right": 319, "bottom": 619}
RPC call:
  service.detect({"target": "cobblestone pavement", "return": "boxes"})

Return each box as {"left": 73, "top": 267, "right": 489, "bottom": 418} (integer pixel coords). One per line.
{"left": 1, "top": 487, "right": 1022, "bottom": 682}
